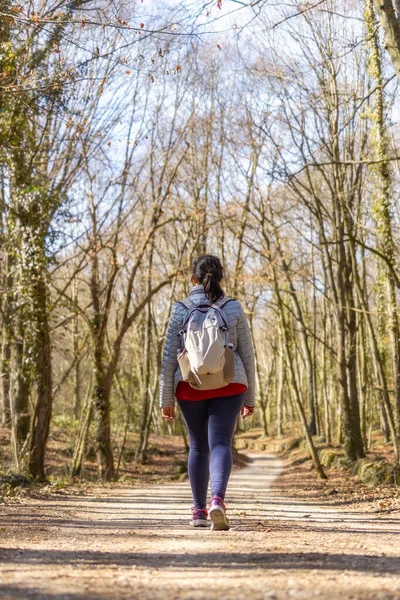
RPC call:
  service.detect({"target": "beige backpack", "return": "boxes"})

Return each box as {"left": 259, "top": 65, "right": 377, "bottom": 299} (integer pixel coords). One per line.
{"left": 177, "top": 299, "right": 236, "bottom": 390}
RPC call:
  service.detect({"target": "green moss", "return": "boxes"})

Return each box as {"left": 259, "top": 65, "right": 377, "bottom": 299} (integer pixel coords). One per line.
{"left": 283, "top": 437, "right": 302, "bottom": 454}
{"left": 320, "top": 447, "right": 399, "bottom": 485}
{"left": 173, "top": 460, "right": 187, "bottom": 480}
{"left": 320, "top": 449, "right": 340, "bottom": 469}
{"left": 352, "top": 459, "right": 399, "bottom": 485}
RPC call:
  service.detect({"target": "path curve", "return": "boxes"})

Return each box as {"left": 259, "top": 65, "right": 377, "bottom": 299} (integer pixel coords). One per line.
{"left": 0, "top": 454, "right": 400, "bottom": 600}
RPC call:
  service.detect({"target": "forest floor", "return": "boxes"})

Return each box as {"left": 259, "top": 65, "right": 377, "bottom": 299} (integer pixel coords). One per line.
{"left": 1, "top": 444, "right": 400, "bottom": 600}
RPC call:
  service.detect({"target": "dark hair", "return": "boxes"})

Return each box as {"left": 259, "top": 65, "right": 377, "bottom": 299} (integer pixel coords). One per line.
{"left": 192, "top": 255, "right": 224, "bottom": 304}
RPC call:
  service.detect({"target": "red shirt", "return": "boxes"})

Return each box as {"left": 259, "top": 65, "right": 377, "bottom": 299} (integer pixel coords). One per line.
{"left": 176, "top": 381, "right": 247, "bottom": 401}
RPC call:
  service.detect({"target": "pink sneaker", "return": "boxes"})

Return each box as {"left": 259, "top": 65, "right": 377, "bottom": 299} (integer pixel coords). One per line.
{"left": 190, "top": 507, "right": 208, "bottom": 527}
{"left": 209, "top": 496, "right": 229, "bottom": 531}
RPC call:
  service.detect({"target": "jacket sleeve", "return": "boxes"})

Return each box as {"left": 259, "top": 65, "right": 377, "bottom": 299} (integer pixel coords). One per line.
{"left": 159, "top": 303, "right": 185, "bottom": 408}
{"left": 236, "top": 304, "right": 256, "bottom": 407}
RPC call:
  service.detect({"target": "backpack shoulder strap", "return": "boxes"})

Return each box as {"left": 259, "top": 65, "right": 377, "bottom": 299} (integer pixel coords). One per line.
{"left": 176, "top": 298, "right": 196, "bottom": 310}
{"left": 218, "top": 297, "right": 235, "bottom": 310}
{"left": 177, "top": 298, "right": 210, "bottom": 329}
{"left": 212, "top": 298, "right": 235, "bottom": 330}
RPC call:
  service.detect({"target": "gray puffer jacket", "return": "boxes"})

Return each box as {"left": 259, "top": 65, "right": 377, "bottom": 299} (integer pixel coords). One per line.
{"left": 159, "top": 285, "right": 256, "bottom": 408}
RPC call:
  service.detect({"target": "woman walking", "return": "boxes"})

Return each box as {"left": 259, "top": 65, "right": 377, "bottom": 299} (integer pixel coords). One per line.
{"left": 159, "top": 255, "right": 255, "bottom": 530}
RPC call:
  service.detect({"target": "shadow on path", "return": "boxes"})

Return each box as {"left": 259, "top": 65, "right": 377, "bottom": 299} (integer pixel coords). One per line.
{"left": 0, "top": 547, "right": 399, "bottom": 574}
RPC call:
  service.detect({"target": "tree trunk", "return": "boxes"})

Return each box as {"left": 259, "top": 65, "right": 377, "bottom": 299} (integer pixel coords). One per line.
{"left": 0, "top": 252, "right": 12, "bottom": 427}
{"left": 276, "top": 344, "right": 284, "bottom": 438}
{"left": 372, "top": 0, "right": 400, "bottom": 82}
{"left": 322, "top": 302, "right": 331, "bottom": 444}
{"left": 93, "top": 365, "right": 115, "bottom": 481}
{"left": 365, "top": 0, "right": 400, "bottom": 449}
{"left": 346, "top": 269, "right": 365, "bottom": 459}
{"left": 336, "top": 233, "right": 363, "bottom": 461}
{"left": 28, "top": 276, "right": 53, "bottom": 480}
{"left": 72, "top": 377, "right": 93, "bottom": 477}
{"left": 72, "top": 281, "right": 81, "bottom": 419}
{"left": 348, "top": 233, "right": 399, "bottom": 462}
{"left": 136, "top": 245, "right": 155, "bottom": 463}
{"left": 10, "top": 329, "right": 30, "bottom": 459}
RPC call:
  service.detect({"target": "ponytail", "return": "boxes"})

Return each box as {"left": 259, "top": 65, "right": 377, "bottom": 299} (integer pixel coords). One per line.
{"left": 192, "top": 255, "right": 224, "bottom": 304}
{"left": 202, "top": 272, "right": 224, "bottom": 304}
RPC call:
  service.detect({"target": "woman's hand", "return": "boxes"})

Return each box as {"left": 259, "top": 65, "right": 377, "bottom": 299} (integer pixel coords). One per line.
{"left": 241, "top": 405, "right": 255, "bottom": 419}
{"left": 162, "top": 406, "right": 175, "bottom": 421}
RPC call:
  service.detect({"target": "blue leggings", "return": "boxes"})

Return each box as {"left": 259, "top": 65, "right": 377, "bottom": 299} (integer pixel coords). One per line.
{"left": 177, "top": 393, "right": 245, "bottom": 509}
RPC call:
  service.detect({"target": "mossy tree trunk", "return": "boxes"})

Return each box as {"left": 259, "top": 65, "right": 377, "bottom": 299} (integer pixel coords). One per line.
{"left": 365, "top": 0, "right": 400, "bottom": 462}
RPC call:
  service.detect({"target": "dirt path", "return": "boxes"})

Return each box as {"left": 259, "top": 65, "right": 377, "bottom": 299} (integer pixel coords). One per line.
{"left": 1, "top": 454, "right": 400, "bottom": 600}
